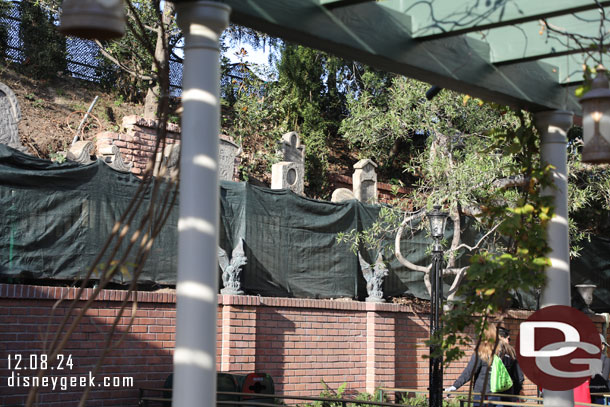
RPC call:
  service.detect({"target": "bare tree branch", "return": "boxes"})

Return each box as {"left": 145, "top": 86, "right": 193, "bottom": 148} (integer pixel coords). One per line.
{"left": 447, "top": 206, "right": 461, "bottom": 268}
{"left": 449, "top": 222, "right": 501, "bottom": 254}
{"left": 394, "top": 210, "right": 430, "bottom": 273}
{"left": 94, "top": 40, "right": 154, "bottom": 81}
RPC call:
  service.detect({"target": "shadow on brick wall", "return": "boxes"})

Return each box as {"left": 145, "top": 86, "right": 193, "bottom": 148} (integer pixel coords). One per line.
{"left": 254, "top": 307, "right": 295, "bottom": 393}
{"left": 395, "top": 312, "right": 428, "bottom": 395}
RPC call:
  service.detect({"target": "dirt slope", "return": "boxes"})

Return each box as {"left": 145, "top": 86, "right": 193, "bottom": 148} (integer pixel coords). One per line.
{"left": 1, "top": 65, "right": 143, "bottom": 159}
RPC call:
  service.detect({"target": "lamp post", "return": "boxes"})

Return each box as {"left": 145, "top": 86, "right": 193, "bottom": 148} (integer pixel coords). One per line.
{"left": 426, "top": 205, "right": 448, "bottom": 407}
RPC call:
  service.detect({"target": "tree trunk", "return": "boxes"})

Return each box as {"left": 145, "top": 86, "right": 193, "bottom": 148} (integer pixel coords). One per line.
{"left": 143, "top": 2, "right": 175, "bottom": 119}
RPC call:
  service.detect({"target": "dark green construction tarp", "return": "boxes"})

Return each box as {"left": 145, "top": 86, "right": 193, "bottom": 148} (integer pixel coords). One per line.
{"left": 1, "top": 144, "right": 610, "bottom": 310}
{"left": 218, "top": 182, "right": 467, "bottom": 299}
{"left": 0, "top": 145, "right": 179, "bottom": 283}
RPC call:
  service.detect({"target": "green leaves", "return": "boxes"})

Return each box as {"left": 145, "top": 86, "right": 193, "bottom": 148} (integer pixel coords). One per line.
{"left": 440, "top": 113, "right": 553, "bottom": 364}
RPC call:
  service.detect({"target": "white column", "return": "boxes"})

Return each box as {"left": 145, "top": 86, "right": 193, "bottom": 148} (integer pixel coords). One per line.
{"left": 534, "top": 110, "right": 574, "bottom": 407}
{"left": 173, "top": 3, "right": 230, "bottom": 407}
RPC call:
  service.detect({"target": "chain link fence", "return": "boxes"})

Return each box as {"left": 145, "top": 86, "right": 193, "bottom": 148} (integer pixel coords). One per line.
{"left": 0, "top": 1, "right": 183, "bottom": 92}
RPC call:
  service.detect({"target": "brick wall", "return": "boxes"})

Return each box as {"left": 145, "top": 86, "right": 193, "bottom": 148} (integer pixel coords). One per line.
{"left": 95, "top": 116, "right": 240, "bottom": 180}
{"left": 0, "top": 284, "right": 606, "bottom": 406}
{"left": 118, "top": 115, "right": 181, "bottom": 176}
{"left": 0, "top": 285, "right": 175, "bottom": 407}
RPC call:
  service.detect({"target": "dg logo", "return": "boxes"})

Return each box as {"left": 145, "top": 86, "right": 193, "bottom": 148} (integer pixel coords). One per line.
{"left": 516, "top": 305, "right": 602, "bottom": 391}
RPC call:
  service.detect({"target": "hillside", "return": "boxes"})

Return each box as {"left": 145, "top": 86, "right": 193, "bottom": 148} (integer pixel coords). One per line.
{"left": 2, "top": 65, "right": 365, "bottom": 196}
{"left": 2, "top": 65, "right": 145, "bottom": 159}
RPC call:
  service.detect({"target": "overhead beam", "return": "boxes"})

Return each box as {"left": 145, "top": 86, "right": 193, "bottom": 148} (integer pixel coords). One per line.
{"left": 415, "top": 1, "right": 610, "bottom": 41}
{"left": 493, "top": 46, "right": 608, "bottom": 66}
{"left": 322, "top": 0, "right": 375, "bottom": 10}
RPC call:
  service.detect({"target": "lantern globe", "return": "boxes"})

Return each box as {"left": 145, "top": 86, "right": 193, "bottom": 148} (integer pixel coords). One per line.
{"left": 427, "top": 205, "right": 448, "bottom": 240}
{"left": 59, "top": 0, "right": 126, "bottom": 41}
{"left": 580, "top": 66, "right": 610, "bottom": 164}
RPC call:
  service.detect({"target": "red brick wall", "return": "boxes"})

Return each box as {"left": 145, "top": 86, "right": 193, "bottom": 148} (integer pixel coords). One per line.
{"left": 0, "top": 285, "right": 175, "bottom": 407}
{"left": 1, "top": 284, "right": 605, "bottom": 406}
{"left": 96, "top": 116, "right": 241, "bottom": 180}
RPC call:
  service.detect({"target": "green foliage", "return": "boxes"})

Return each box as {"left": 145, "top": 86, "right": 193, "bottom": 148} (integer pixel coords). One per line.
{"left": 49, "top": 151, "right": 66, "bottom": 164}
{"left": 337, "top": 206, "right": 404, "bottom": 258}
{"left": 222, "top": 42, "right": 357, "bottom": 197}
{"left": 0, "top": 0, "right": 11, "bottom": 60}
{"left": 398, "top": 394, "right": 463, "bottom": 407}
{"left": 18, "top": 1, "right": 66, "bottom": 79}
{"left": 566, "top": 129, "right": 610, "bottom": 255}
{"left": 273, "top": 44, "right": 348, "bottom": 196}
{"left": 300, "top": 380, "right": 387, "bottom": 407}
{"left": 95, "top": 0, "right": 160, "bottom": 101}
{"left": 341, "top": 75, "right": 517, "bottom": 173}
{"left": 439, "top": 112, "right": 554, "bottom": 364}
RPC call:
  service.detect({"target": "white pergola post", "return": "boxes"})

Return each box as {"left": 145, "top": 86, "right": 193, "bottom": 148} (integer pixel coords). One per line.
{"left": 173, "top": 3, "right": 230, "bottom": 407}
{"left": 534, "top": 110, "right": 574, "bottom": 407}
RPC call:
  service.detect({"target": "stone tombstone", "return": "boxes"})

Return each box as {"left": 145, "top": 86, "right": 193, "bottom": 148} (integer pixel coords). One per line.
{"left": 353, "top": 159, "right": 378, "bottom": 204}
{"left": 331, "top": 188, "right": 356, "bottom": 203}
{"left": 0, "top": 82, "right": 27, "bottom": 153}
{"left": 271, "top": 131, "right": 305, "bottom": 194}
{"left": 219, "top": 135, "right": 240, "bottom": 181}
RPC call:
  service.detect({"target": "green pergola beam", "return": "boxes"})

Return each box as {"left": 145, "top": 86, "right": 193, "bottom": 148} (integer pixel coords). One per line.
{"left": 322, "top": 0, "right": 375, "bottom": 10}
{"left": 494, "top": 46, "right": 609, "bottom": 67}
{"left": 167, "top": 0, "right": 590, "bottom": 112}
{"left": 221, "top": 1, "right": 581, "bottom": 112}
{"left": 415, "top": 0, "right": 610, "bottom": 41}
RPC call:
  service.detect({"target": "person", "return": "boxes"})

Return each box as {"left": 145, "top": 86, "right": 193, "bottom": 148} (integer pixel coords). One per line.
{"left": 444, "top": 325, "right": 522, "bottom": 406}
{"left": 590, "top": 334, "right": 610, "bottom": 404}
{"left": 497, "top": 327, "right": 524, "bottom": 403}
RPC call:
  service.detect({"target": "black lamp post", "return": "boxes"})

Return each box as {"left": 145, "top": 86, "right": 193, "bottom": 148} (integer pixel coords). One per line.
{"left": 426, "top": 205, "right": 448, "bottom": 407}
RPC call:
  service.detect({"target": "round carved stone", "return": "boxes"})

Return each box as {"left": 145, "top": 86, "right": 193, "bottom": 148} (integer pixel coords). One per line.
{"left": 287, "top": 168, "right": 297, "bottom": 185}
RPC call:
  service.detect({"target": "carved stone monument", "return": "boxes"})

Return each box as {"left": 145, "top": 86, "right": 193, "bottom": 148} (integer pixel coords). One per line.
{"left": 0, "top": 82, "right": 28, "bottom": 153}
{"left": 353, "top": 159, "right": 378, "bottom": 204}
{"left": 96, "top": 136, "right": 133, "bottom": 172}
{"left": 331, "top": 188, "right": 356, "bottom": 203}
{"left": 67, "top": 141, "right": 95, "bottom": 165}
{"left": 219, "top": 136, "right": 240, "bottom": 181}
{"left": 271, "top": 131, "right": 305, "bottom": 194}
{"left": 219, "top": 238, "right": 248, "bottom": 295}
{"left": 358, "top": 252, "right": 388, "bottom": 302}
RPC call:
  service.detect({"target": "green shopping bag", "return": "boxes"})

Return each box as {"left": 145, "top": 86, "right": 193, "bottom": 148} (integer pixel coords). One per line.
{"left": 490, "top": 355, "right": 513, "bottom": 393}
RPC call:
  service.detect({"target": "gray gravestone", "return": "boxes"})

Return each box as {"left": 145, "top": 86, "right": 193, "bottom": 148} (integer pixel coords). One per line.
{"left": 353, "top": 159, "right": 378, "bottom": 203}
{"left": 271, "top": 131, "right": 305, "bottom": 194}
{"left": 0, "top": 82, "right": 27, "bottom": 153}
{"left": 219, "top": 136, "right": 240, "bottom": 181}
{"left": 331, "top": 188, "right": 356, "bottom": 203}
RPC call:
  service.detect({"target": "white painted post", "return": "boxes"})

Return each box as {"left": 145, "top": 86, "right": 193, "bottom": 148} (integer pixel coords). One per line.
{"left": 534, "top": 110, "right": 574, "bottom": 407}
{"left": 173, "top": 3, "right": 230, "bottom": 407}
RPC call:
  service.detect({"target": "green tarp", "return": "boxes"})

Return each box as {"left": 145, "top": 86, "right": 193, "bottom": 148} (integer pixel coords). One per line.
{"left": 0, "top": 145, "right": 179, "bottom": 283}
{"left": 1, "top": 145, "right": 610, "bottom": 311}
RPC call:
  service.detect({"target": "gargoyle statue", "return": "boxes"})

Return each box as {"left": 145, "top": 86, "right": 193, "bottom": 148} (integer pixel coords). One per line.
{"left": 219, "top": 238, "right": 247, "bottom": 295}
{"left": 358, "top": 252, "right": 388, "bottom": 302}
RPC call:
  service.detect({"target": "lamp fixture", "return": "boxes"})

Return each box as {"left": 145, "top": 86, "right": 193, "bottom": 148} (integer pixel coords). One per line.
{"left": 580, "top": 65, "right": 610, "bottom": 164}
{"left": 427, "top": 205, "right": 448, "bottom": 241}
{"left": 59, "top": 0, "right": 126, "bottom": 40}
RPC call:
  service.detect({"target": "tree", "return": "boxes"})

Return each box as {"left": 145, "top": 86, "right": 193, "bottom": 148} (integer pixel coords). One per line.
{"left": 18, "top": 1, "right": 66, "bottom": 79}
{"left": 222, "top": 41, "right": 371, "bottom": 197}
{"left": 337, "top": 73, "right": 563, "bottom": 371}
{"left": 95, "top": 0, "right": 180, "bottom": 112}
